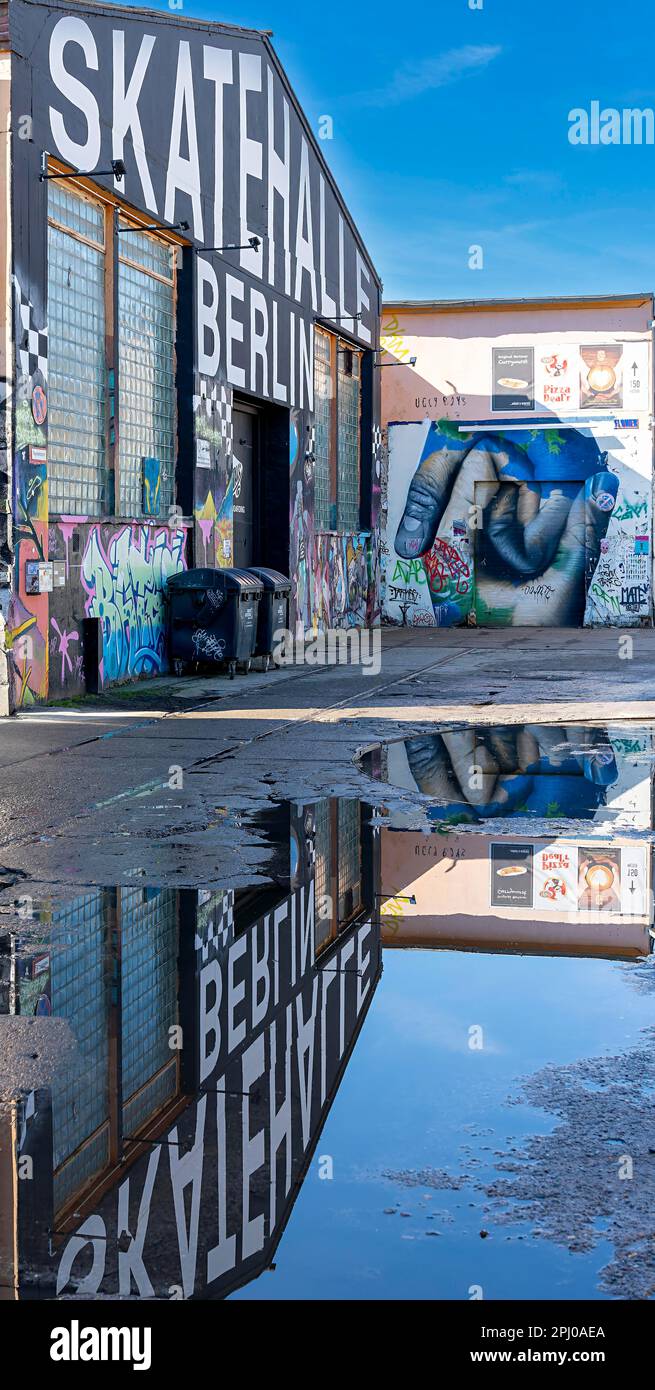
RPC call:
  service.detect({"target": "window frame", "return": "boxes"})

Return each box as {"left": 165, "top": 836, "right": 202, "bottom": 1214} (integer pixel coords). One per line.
{"left": 45, "top": 160, "right": 186, "bottom": 521}
{"left": 117, "top": 216, "right": 178, "bottom": 519}
{"left": 313, "top": 324, "right": 362, "bottom": 534}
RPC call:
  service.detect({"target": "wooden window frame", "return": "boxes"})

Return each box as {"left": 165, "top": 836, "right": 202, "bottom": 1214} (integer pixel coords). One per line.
{"left": 45, "top": 157, "right": 188, "bottom": 521}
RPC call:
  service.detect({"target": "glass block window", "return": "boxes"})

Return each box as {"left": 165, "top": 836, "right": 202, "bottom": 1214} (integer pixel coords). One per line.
{"left": 312, "top": 327, "right": 361, "bottom": 535}
{"left": 120, "top": 887, "right": 179, "bottom": 1134}
{"left": 47, "top": 185, "right": 107, "bottom": 514}
{"left": 337, "top": 798, "right": 362, "bottom": 924}
{"left": 50, "top": 891, "right": 110, "bottom": 1209}
{"left": 337, "top": 348, "right": 361, "bottom": 532}
{"left": 314, "top": 328, "right": 333, "bottom": 530}
{"left": 118, "top": 228, "right": 176, "bottom": 517}
{"left": 313, "top": 799, "right": 333, "bottom": 956}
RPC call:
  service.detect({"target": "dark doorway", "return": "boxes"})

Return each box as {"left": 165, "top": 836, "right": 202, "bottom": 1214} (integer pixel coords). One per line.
{"left": 232, "top": 405, "right": 257, "bottom": 569}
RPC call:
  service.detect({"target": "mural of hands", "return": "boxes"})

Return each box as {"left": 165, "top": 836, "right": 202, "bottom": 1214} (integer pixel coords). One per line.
{"left": 400, "top": 723, "right": 618, "bottom": 821}
{"left": 394, "top": 423, "right": 618, "bottom": 626}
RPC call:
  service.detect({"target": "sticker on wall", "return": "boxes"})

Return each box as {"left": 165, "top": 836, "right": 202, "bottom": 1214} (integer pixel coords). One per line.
{"left": 491, "top": 347, "right": 534, "bottom": 412}
{"left": 31, "top": 384, "right": 47, "bottom": 425}
{"left": 196, "top": 438, "right": 211, "bottom": 469}
{"left": 142, "top": 457, "right": 161, "bottom": 516}
{"left": 535, "top": 349, "right": 578, "bottom": 411}
{"left": 579, "top": 345, "right": 623, "bottom": 409}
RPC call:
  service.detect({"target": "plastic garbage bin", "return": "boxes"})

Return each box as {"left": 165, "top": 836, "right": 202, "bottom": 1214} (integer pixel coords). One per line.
{"left": 247, "top": 567, "right": 292, "bottom": 669}
{"left": 167, "top": 567, "right": 263, "bottom": 678}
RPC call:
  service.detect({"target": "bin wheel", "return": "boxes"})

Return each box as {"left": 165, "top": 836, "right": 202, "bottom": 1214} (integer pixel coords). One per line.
{"left": 173, "top": 659, "right": 188, "bottom": 677}
{"left": 262, "top": 654, "right": 271, "bottom": 673}
{"left": 242, "top": 658, "right": 252, "bottom": 674}
{"left": 228, "top": 660, "right": 236, "bottom": 680}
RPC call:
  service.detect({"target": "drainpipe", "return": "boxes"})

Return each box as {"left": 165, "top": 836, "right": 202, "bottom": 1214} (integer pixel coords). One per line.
{"left": 651, "top": 314, "right": 655, "bottom": 631}
{"left": 0, "top": 608, "right": 8, "bottom": 718}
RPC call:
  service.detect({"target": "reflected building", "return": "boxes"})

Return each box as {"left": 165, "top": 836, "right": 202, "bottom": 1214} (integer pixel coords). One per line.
{"left": 0, "top": 799, "right": 381, "bottom": 1300}
{"left": 370, "top": 724, "right": 655, "bottom": 960}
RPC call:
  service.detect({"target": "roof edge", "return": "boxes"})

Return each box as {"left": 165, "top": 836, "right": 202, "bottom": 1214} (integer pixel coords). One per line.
{"left": 383, "top": 293, "right": 654, "bottom": 314}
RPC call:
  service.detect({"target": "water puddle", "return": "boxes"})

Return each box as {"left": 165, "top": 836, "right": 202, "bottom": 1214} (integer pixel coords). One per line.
{"left": 1, "top": 726, "right": 654, "bottom": 1300}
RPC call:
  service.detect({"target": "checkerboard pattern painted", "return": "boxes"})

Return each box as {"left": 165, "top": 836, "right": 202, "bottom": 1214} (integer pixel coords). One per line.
{"left": 194, "top": 378, "right": 233, "bottom": 456}
{"left": 14, "top": 277, "right": 48, "bottom": 384}
{"left": 195, "top": 891, "right": 235, "bottom": 961}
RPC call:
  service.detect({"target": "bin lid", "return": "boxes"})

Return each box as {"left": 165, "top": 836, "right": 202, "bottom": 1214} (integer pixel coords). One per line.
{"left": 246, "top": 566, "right": 292, "bottom": 593}
{"left": 167, "top": 567, "right": 263, "bottom": 594}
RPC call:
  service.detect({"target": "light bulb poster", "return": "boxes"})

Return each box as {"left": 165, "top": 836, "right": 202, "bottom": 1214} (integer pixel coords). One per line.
{"left": 580, "top": 344, "right": 623, "bottom": 410}
{"left": 489, "top": 841, "right": 648, "bottom": 916}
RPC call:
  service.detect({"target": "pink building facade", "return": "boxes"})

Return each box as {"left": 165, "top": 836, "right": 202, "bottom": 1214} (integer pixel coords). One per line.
{"left": 380, "top": 295, "right": 653, "bottom": 629}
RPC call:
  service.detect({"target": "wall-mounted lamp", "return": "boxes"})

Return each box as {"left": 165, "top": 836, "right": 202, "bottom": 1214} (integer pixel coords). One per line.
{"left": 117, "top": 220, "right": 189, "bottom": 236}
{"left": 374, "top": 355, "right": 417, "bottom": 368}
{"left": 40, "top": 151, "right": 126, "bottom": 182}
{"left": 196, "top": 235, "right": 260, "bottom": 253}
{"left": 328, "top": 312, "right": 362, "bottom": 323}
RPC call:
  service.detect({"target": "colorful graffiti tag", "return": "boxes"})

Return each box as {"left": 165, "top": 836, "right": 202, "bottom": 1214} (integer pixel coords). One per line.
{"left": 81, "top": 525, "right": 187, "bottom": 684}
{"left": 383, "top": 419, "right": 651, "bottom": 627}
{"left": 7, "top": 446, "right": 49, "bottom": 705}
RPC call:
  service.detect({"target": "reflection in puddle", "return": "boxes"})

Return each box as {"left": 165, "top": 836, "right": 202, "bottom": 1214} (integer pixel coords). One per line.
{"left": 361, "top": 723, "right": 651, "bottom": 832}
{"left": 0, "top": 800, "right": 380, "bottom": 1300}
{"left": 1, "top": 725, "right": 655, "bottom": 1300}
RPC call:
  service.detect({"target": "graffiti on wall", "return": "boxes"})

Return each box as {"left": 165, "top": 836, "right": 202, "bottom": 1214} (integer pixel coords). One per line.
{"left": 7, "top": 446, "right": 49, "bottom": 704}
{"left": 290, "top": 405, "right": 313, "bottom": 634}
{"left": 5, "top": 272, "right": 50, "bottom": 705}
{"left": 81, "top": 525, "right": 187, "bottom": 684}
{"left": 193, "top": 377, "right": 233, "bottom": 573}
{"left": 312, "top": 532, "right": 370, "bottom": 630}
{"left": 383, "top": 419, "right": 651, "bottom": 628}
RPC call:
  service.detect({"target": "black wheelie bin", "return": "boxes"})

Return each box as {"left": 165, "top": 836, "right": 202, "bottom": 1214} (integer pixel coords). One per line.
{"left": 166, "top": 567, "right": 263, "bottom": 678}
{"left": 247, "top": 567, "right": 292, "bottom": 669}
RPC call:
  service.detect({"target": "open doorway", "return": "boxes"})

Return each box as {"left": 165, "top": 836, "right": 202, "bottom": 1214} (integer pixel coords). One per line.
{"left": 231, "top": 398, "right": 290, "bottom": 575}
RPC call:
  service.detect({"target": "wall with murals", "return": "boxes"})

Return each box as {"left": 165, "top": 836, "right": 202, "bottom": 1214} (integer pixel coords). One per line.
{"left": 4, "top": 272, "right": 189, "bottom": 707}
{"left": 2, "top": 0, "right": 381, "bottom": 708}
{"left": 381, "top": 307, "right": 652, "bottom": 629}
{"left": 194, "top": 388, "right": 382, "bottom": 640}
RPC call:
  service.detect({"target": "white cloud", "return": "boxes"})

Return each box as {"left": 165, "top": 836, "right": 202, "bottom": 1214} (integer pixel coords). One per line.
{"left": 350, "top": 44, "right": 502, "bottom": 109}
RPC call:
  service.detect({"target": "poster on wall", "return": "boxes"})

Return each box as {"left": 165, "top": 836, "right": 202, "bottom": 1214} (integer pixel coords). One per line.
{"left": 579, "top": 345, "right": 623, "bottom": 409}
{"left": 490, "top": 842, "right": 534, "bottom": 907}
{"left": 576, "top": 844, "right": 648, "bottom": 915}
{"left": 491, "top": 347, "right": 534, "bottom": 412}
{"left": 621, "top": 342, "right": 650, "bottom": 412}
{"left": 489, "top": 841, "right": 648, "bottom": 916}
{"left": 535, "top": 350, "right": 578, "bottom": 411}
{"left": 533, "top": 844, "right": 577, "bottom": 911}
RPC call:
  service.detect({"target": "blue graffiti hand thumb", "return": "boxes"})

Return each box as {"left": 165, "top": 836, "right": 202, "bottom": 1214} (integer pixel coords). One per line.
{"left": 395, "top": 438, "right": 469, "bottom": 558}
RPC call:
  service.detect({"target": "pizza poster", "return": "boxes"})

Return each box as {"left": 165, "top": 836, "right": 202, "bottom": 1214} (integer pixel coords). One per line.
{"left": 533, "top": 844, "right": 577, "bottom": 912}
{"left": 535, "top": 349, "right": 578, "bottom": 411}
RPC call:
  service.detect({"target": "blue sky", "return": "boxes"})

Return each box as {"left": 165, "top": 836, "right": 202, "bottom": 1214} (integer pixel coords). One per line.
{"left": 127, "top": 0, "right": 655, "bottom": 302}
